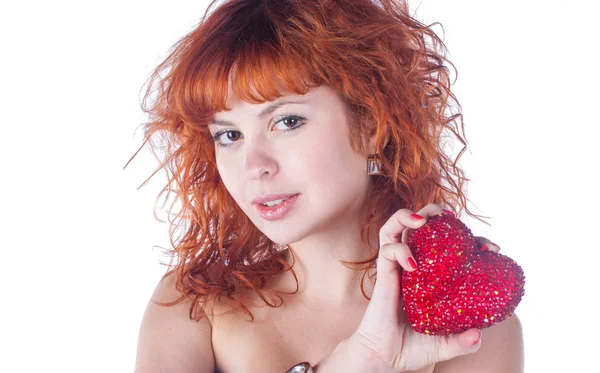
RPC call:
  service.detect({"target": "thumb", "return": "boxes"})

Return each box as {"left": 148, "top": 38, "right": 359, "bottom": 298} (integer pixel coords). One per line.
{"left": 440, "top": 328, "right": 482, "bottom": 361}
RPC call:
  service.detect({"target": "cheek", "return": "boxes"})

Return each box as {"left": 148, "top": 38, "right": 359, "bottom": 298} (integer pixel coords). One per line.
{"left": 216, "top": 157, "right": 243, "bottom": 198}
{"left": 286, "top": 140, "right": 339, "bottom": 184}
{"left": 293, "top": 149, "right": 328, "bottom": 179}
{"left": 292, "top": 140, "right": 366, "bottom": 201}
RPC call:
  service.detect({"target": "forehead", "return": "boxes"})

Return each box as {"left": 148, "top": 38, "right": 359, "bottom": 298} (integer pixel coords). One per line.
{"left": 209, "top": 97, "right": 311, "bottom": 128}
{"left": 210, "top": 86, "right": 337, "bottom": 128}
{"left": 222, "top": 88, "right": 303, "bottom": 111}
{"left": 225, "top": 75, "right": 304, "bottom": 104}
{"left": 223, "top": 84, "right": 342, "bottom": 111}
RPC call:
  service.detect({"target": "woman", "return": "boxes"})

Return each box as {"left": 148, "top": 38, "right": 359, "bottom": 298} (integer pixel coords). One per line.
{"left": 130, "top": 0, "right": 524, "bottom": 372}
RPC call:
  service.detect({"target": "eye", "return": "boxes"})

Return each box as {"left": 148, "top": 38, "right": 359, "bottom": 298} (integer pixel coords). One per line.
{"left": 211, "top": 130, "right": 241, "bottom": 148}
{"left": 210, "top": 114, "right": 306, "bottom": 148}
{"left": 272, "top": 114, "right": 305, "bottom": 131}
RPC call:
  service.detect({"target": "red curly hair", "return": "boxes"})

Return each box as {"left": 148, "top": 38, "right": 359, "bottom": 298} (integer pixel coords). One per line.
{"left": 124, "top": 0, "right": 489, "bottom": 322}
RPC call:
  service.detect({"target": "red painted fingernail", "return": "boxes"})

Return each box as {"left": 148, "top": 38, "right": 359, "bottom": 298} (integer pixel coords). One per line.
{"left": 411, "top": 214, "right": 423, "bottom": 220}
{"left": 408, "top": 257, "right": 418, "bottom": 270}
{"left": 472, "top": 330, "right": 482, "bottom": 346}
{"left": 443, "top": 209, "right": 454, "bottom": 215}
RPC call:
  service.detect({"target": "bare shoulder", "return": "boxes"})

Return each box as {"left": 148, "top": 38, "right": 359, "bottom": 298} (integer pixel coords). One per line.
{"left": 433, "top": 314, "right": 524, "bottom": 373}
{"left": 134, "top": 272, "right": 216, "bottom": 373}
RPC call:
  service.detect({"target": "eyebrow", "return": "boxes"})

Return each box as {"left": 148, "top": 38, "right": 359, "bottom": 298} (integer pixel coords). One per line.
{"left": 208, "top": 99, "right": 309, "bottom": 128}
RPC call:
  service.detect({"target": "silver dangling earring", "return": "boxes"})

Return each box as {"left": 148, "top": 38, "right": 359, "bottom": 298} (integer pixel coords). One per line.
{"left": 367, "top": 154, "right": 383, "bottom": 175}
{"left": 275, "top": 244, "right": 290, "bottom": 252}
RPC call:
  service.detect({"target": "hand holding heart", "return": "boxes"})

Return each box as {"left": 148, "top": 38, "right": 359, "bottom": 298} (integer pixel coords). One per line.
{"left": 348, "top": 204, "right": 525, "bottom": 372}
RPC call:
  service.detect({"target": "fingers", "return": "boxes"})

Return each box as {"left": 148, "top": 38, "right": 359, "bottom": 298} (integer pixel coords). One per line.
{"left": 373, "top": 203, "right": 447, "bottom": 306}
{"left": 380, "top": 203, "right": 446, "bottom": 247}
{"left": 400, "top": 204, "right": 449, "bottom": 245}
{"left": 474, "top": 236, "right": 501, "bottom": 253}
{"left": 457, "top": 328, "right": 483, "bottom": 352}
{"left": 376, "top": 242, "right": 418, "bottom": 277}
{"left": 372, "top": 242, "right": 416, "bottom": 312}
{"left": 370, "top": 242, "right": 416, "bottom": 322}
{"left": 379, "top": 209, "right": 426, "bottom": 247}
{"left": 436, "top": 328, "right": 483, "bottom": 363}
{"left": 401, "top": 327, "right": 482, "bottom": 370}
{"left": 414, "top": 203, "right": 448, "bottom": 218}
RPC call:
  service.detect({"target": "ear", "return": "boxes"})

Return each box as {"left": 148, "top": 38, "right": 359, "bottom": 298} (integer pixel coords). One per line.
{"left": 366, "top": 132, "right": 389, "bottom": 155}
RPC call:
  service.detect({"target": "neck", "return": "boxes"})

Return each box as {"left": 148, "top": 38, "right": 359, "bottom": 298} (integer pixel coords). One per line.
{"left": 273, "top": 222, "right": 378, "bottom": 309}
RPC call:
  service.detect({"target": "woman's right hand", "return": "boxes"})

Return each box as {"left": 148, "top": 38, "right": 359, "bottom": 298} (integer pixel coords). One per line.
{"left": 348, "top": 203, "right": 483, "bottom": 372}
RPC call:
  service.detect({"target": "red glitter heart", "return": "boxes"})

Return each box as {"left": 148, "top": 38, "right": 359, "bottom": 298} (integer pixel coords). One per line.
{"left": 401, "top": 212, "right": 525, "bottom": 335}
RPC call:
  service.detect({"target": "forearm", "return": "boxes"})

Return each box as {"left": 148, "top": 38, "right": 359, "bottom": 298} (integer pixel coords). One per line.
{"left": 312, "top": 337, "right": 389, "bottom": 373}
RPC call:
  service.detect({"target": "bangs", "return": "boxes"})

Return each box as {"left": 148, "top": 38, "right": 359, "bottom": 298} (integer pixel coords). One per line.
{"left": 189, "top": 18, "right": 323, "bottom": 125}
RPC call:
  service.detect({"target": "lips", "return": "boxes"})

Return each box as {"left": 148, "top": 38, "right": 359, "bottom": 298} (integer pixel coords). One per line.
{"left": 253, "top": 194, "right": 299, "bottom": 221}
{"left": 251, "top": 193, "right": 299, "bottom": 205}
{"left": 259, "top": 197, "right": 290, "bottom": 206}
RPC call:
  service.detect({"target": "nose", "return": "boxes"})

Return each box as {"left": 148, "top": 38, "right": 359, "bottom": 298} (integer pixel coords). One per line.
{"left": 245, "top": 146, "right": 278, "bottom": 180}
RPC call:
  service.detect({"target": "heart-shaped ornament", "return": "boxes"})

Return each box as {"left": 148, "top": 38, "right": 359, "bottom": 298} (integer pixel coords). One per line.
{"left": 401, "top": 212, "right": 525, "bottom": 335}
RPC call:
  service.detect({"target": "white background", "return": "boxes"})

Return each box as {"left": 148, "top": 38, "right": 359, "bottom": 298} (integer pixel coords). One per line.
{"left": 1, "top": 0, "right": 598, "bottom": 371}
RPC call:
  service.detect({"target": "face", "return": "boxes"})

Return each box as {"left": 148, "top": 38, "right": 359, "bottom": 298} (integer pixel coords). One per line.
{"left": 208, "top": 85, "right": 374, "bottom": 245}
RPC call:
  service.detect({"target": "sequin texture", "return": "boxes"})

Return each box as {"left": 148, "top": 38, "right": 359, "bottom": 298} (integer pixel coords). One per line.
{"left": 401, "top": 213, "right": 526, "bottom": 335}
